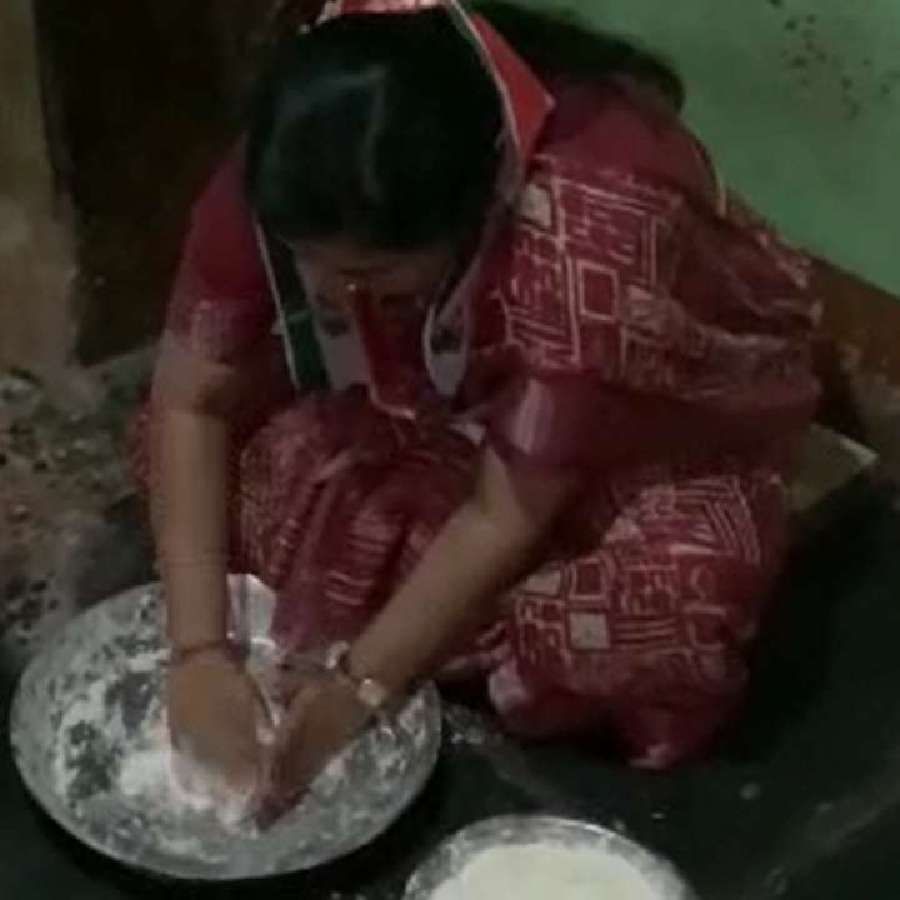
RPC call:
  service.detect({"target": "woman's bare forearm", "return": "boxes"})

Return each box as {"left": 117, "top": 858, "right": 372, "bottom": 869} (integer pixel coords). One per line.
{"left": 349, "top": 449, "right": 578, "bottom": 694}
{"left": 151, "top": 404, "right": 231, "bottom": 647}
{"left": 349, "top": 500, "right": 532, "bottom": 693}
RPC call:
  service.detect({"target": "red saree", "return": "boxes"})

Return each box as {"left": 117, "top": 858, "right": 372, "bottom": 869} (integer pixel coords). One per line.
{"left": 133, "top": 1, "right": 819, "bottom": 767}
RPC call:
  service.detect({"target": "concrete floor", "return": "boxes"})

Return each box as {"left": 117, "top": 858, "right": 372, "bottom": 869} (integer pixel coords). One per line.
{"left": 0, "top": 356, "right": 155, "bottom": 675}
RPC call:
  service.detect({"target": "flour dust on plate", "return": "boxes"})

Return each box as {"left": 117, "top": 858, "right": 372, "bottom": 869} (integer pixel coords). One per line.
{"left": 116, "top": 714, "right": 261, "bottom": 837}
{"left": 11, "top": 579, "right": 442, "bottom": 880}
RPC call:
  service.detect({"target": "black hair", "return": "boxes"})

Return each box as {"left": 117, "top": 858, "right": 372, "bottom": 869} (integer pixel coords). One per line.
{"left": 245, "top": 4, "right": 684, "bottom": 251}
{"left": 475, "top": 2, "right": 685, "bottom": 112}
{"left": 245, "top": 10, "right": 503, "bottom": 250}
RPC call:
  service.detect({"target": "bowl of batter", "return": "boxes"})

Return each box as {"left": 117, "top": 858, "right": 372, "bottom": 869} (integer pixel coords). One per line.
{"left": 405, "top": 815, "right": 697, "bottom": 900}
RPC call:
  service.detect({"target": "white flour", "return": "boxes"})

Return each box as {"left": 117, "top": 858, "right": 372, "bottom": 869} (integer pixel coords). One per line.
{"left": 117, "top": 718, "right": 258, "bottom": 833}
{"left": 50, "top": 644, "right": 265, "bottom": 837}
{"left": 51, "top": 646, "right": 165, "bottom": 802}
{"left": 52, "top": 674, "right": 118, "bottom": 800}
{"left": 48, "top": 640, "right": 429, "bottom": 865}
{"left": 113, "top": 698, "right": 392, "bottom": 837}
{"left": 430, "top": 844, "right": 657, "bottom": 900}
{"left": 53, "top": 658, "right": 416, "bottom": 841}
{"left": 29, "top": 584, "right": 439, "bottom": 878}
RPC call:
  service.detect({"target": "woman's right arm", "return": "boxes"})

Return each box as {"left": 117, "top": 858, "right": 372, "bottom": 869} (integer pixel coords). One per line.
{"left": 151, "top": 148, "right": 278, "bottom": 794}
{"left": 154, "top": 407, "right": 230, "bottom": 648}
{"left": 151, "top": 348, "right": 237, "bottom": 651}
{"left": 151, "top": 347, "right": 266, "bottom": 794}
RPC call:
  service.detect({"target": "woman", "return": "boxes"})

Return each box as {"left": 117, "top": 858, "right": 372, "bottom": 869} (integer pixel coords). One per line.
{"left": 135, "top": 0, "right": 819, "bottom": 815}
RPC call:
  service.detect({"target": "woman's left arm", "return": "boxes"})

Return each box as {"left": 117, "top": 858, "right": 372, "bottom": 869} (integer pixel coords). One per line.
{"left": 350, "top": 447, "right": 579, "bottom": 692}
{"left": 261, "top": 448, "right": 578, "bottom": 820}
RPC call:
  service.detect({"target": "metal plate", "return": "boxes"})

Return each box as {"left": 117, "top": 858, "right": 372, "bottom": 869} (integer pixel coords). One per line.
{"left": 404, "top": 815, "right": 697, "bottom": 899}
{"left": 10, "top": 577, "right": 441, "bottom": 881}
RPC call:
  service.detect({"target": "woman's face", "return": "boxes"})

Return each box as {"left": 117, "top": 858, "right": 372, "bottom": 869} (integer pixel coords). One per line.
{"left": 290, "top": 238, "right": 456, "bottom": 313}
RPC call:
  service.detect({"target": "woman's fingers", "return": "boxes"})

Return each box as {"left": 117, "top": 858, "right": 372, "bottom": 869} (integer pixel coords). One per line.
{"left": 255, "top": 672, "right": 369, "bottom": 830}
{"left": 259, "top": 681, "right": 321, "bottom": 814}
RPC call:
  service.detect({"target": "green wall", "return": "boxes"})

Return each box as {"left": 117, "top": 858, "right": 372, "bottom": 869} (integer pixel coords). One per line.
{"left": 519, "top": 0, "right": 900, "bottom": 296}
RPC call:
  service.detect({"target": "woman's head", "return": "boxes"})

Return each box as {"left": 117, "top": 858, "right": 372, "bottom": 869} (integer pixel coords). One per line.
{"left": 245, "top": 10, "right": 504, "bottom": 260}
{"left": 244, "top": 4, "right": 683, "bottom": 304}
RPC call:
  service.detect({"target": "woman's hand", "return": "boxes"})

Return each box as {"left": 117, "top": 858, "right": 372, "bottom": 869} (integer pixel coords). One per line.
{"left": 257, "top": 672, "right": 369, "bottom": 827}
{"left": 167, "top": 651, "right": 265, "bottom": 796}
